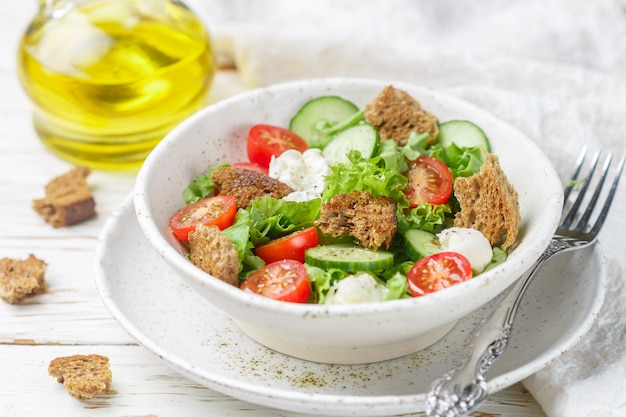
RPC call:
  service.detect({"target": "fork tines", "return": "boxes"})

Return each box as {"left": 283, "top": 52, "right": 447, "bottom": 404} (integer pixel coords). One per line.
{"left": 561, "top": 147, "right": 625, "bottom": 235}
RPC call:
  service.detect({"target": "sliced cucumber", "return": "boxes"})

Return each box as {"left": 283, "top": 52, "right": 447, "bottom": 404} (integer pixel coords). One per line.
{"left": 305, "top": 244, "right": 394, "bottom": 273}
{"left": 437, "top": 120, "right": 491, "bottom": 152}
{"left": 289, "top": 96, "right": 361, "bottom": 148}
{"left": 322, "top": 124, "right": 380, "bottom": 166}
{"left": 403, "top": 229, "right": 441, "bottom": 261}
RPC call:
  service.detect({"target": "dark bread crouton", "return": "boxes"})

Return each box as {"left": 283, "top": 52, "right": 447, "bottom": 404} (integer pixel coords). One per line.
{"left": 48, "top": 354, "right": 112, "bottom": 400}
{"left": 453, "top": 152, "right": 520, "bottom": 249}
{"left": 316, "top": 191, "right": 397, "bottom": 250}
{"left": 188, "top": 224, "right": 240, "bottom": 286}
{"left": 364, "top": 85, "right": 439, "bottom": 146}
{"left": 0, "top": 254, "right": 47, "bottom": 304}
{"left": 211, "top": 166, "right": 293, "bottom": 209}
{"left": 33, "top": 166, "right": 96, "bottom": 227}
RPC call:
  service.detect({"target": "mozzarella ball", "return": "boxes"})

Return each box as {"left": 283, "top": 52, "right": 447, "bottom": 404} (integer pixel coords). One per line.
{"left": 325, "top": 273, "right": 389, "bottom": 304}
{"left": 437, "top": 227, "right": 493, "bottom": 273}
{"left": 269, "top": 148, "right": 330, "bottom": 201}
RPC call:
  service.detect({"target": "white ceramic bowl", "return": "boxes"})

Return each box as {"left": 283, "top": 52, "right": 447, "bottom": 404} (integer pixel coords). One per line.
{"left": 134, "top": 78, "right": 563, "bottom": 365}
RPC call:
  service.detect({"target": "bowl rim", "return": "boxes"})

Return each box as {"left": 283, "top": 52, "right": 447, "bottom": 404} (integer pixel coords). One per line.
{"left": 134, "top": 77, "right": 563, "bottom": 316}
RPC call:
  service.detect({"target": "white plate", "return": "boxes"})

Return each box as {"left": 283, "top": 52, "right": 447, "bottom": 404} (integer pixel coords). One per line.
{"left": 95, "top": 195, "right": 606, "bottom": 416}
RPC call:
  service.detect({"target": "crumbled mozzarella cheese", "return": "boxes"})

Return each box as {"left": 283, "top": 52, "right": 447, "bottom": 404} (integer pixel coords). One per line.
{"left": 437, "top": 227, "right": 493, "bottom": 272}
{"left": 268, "top": 148, "right": 330, "bottom": 201}
{"left": 325, "top": 273, "right": 389, "bottom": 304}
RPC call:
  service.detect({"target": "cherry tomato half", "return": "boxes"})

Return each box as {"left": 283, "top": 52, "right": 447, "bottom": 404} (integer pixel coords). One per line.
{"left": 404, "top": 155, "right": 453, "bottom": 206}
{"left": 247, "top": 124, "right": 308, "bottom": 168}
{"left": 168, "top": 195, "right": 237, "bottom": 242}
{"left": 241, "top": 259, "right": 311, "bottom": 303}
{"left": 407, "top": 251, "right": 472, "bottom": 297}
{"left": 231, "top": 161, "right": 268, "bottom": 175}
{"left": 255, "top": 227, "right": 319, "bottom": 264}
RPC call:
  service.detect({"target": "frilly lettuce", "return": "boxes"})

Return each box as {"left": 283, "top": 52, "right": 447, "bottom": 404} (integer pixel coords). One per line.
{"left": 246, "top": 196, "right": 321, "bottom": 246}
{"left": 222, "top": 197, "right": 321, "bottom": 277}
{"left": 397, "top": 201, "right": 452, "bottom": 234}
{"left": 304, "top": 265, "right": 348, "bottom": 304}
{"left": 222, "top": 209, "right": 264, "bottom": 277}
{"left": 384, "top": 272, "right": 410, "bottom": 300}
{"left": 377, "top": 139, "right": 409, "bottom": 174}
{"left": 182, "top": 163, "right": 228, "bottom": 204}
{"left": 428, "top": 142, "right": 484, "bottom": 178}
{"left": 399, "top": 132, "right": 484, "bottom": 178}
{"left": 320, "top": 146, "right": 454, "bottom": 237}
{"left": 321, "top": 150, "right": 409, "bottom": 208}
{"left": 483, "top": 247, "right": 508, "bottom": 272}
{"left": 305, "top": 265, "right": 409, "bottom": 304}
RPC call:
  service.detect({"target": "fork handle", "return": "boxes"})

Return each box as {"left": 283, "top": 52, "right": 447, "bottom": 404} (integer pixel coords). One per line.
{"left": 425, "top": 238, "right": 568, "bottom": 417}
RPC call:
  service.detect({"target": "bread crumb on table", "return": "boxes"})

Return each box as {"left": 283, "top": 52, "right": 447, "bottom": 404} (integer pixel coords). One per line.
{"left": 0, "top": 254, "right": 47, "bottom": 304}
{"left": 33, "top": 166, "right": 97, "bottom": 227}
{"left": 48, "top": 354, "right": 112, "bottom": 400}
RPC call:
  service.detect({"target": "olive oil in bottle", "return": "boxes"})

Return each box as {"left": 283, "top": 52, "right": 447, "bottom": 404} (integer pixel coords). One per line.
{"left": 17, "top": 0, "right": 216, "bottom": 170}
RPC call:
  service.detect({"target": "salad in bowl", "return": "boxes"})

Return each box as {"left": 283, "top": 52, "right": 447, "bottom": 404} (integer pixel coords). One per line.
{"left": 134, "top": 78, "right": 562, "bottom": 364}
{"left": 167, "top": 84, "right": 519, "bottom": 306}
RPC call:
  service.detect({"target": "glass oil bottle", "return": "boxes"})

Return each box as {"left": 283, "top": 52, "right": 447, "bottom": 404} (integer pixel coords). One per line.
{"left": 18, "top": 0, "right": 217, "bottom": 170}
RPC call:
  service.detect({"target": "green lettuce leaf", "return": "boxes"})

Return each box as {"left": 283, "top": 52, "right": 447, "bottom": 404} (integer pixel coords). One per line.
{"left": 397, "top": 132, "right": 484, "bottom": 179}
{"left": 246, "top": 197, "right": 321, "bottom": 246}
{"left": 304, "top": 265, "right": 349, "bottom": 304}
{"left": 396, "top": 201, "right": 452, "bottom": 234}
{"left": 483, "top": 247, "right": 508, "bottom": 272}
{"left": 428, "top": 143, "right": 484, "bottom": 178}
{"left": 378, "top": 139, "right": 409, "bottom": 174}
{"left": 384, "top": 272, "right": 410, "bottom": 300}
{"left": 399, "top": 132, "right": 430, "bottom": 161}
{"left": 304, "top": 265, "right": 408, "bottom": 304}
{"left": 222, "top": 209, "right": 265, "bottom": 277}
{"left": 183, "top": 163, "right": 228, "bottom": 204}
{"left": 321, "top": 150, "right": 409, "bottom": 208}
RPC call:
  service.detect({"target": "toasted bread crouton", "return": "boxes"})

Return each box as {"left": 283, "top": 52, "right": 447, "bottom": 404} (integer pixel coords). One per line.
{"left": 364, "top": 85, "right": 439, "bottom": 146}
{"left": 33, "top": 166, "right": 96, "bottom": 227}
{"left": 188, "top": 224, "right": 240, "bottom": 286}
{"left": 0, "top": 254, "right": 47, "bottom": 304}
{"left": 316, "top": 191, "right": 397, "bottom": 250}
{"left": 453, "top": 152, "right": 520, "bottom": 249}
{"left": 211, "top": 166, "right": 293, "bottom": 209}
{"left": 48, "top": 354, "right": 112, "bottom": 400}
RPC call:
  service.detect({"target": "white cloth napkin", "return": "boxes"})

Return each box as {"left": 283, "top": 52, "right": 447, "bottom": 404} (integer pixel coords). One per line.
{"left": 189, "top": 1, "right": 626, "bottom": 415}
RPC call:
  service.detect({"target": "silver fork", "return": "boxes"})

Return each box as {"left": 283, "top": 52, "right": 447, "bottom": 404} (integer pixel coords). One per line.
{"left": 425, "top": 147, "right": 625, "bottom": 417}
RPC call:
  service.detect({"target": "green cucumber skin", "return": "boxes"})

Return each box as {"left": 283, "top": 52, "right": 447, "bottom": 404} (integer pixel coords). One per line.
{"left": 289, "top": 96, "right": 360, "bottom": 148}
{"left": 304, "top": 244, "right": 394, "bottom": 272}
{"left": 403, "top": 229, "right": 441, "bottom": 261}
{"left": 322, "top": 124, "right": 380, "bottom": 166}
{"left": 437, "top": 120, "right": 491, "bottom": 152}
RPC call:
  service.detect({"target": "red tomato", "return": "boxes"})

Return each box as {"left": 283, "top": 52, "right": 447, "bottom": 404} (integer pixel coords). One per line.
{"left": 247, "top": 124, "right": 308, "bottom": 168}
{"left": 255, "top": 227, "right": 319, "bottom": 264}
{"left": 168, "top": 195, "right": 237, "bottom": 242}
{"left": 241, "top": 259, "right": 311, "bottom": 303}
{"left": 407, "top": 252, "right": 472, "bottom": 297}
{"left": 231, "top": 162, "right": 268, "bottom": 175}
{"left": 404, "top": 155, "right": 453, "bottom": 206}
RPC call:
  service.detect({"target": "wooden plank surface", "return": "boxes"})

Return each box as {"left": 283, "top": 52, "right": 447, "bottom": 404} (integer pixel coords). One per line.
{"left": 0, "top": 345, "right": 546, "bottom": 417}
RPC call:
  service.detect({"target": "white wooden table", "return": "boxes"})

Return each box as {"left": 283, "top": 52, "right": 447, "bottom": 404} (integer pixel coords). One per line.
{"left": 0, "top": 5, "right": 547, "bottom": 417}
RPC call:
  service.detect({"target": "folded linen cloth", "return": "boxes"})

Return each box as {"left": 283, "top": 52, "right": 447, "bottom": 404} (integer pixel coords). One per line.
{"left": 189, "top": 1, "right": 626, "bottom": 416}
